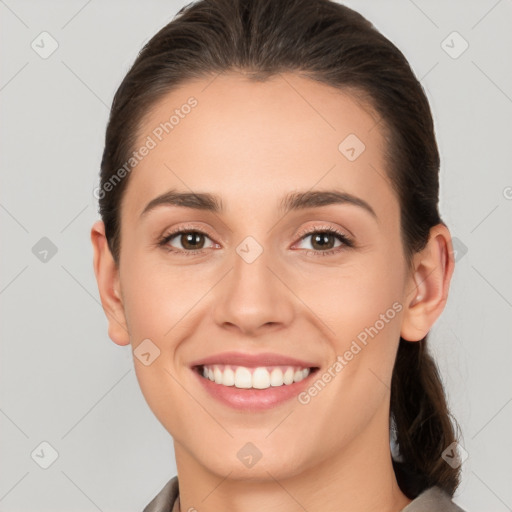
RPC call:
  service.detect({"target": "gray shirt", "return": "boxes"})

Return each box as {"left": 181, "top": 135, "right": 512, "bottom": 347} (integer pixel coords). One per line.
{"left": 143, "top": 476, "right": 466, "bottom": 512}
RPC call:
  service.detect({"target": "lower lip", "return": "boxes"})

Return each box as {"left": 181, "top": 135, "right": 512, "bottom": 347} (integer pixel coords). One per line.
{"left": 192, "top": 367, "right": 319, "bottom": 411}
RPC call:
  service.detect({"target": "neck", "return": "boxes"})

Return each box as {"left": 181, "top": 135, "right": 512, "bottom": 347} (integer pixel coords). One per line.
{"left": 173, "top": 404, "right": 412, "bottom": 512}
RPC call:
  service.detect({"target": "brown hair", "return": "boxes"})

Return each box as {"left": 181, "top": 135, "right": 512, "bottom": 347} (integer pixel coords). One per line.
{"left": 98, "top": 0, "right": 461, "bottom": 498}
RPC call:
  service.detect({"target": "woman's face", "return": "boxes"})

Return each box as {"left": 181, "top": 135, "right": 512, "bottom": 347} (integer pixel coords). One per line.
{"left": 110, "top": 72, "right": 417, "bottom": 479}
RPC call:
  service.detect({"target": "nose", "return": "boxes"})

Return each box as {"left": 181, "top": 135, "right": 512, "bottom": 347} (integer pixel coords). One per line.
{"left": 212, "top": 245, "right": 295, "bottom": 336}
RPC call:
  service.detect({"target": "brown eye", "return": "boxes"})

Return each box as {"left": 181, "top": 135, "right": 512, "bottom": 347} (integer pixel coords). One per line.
{"left": 309, "top": 232, "right": 338, "bottom": 251}
{"left": 295, "top": 228, "right": 351, "bottom": 253}
{"left": 160, "top": 230, "right": 216, "bottom": 253}
{"left": 179, "top": 232, "right": 206, "bottom": 250}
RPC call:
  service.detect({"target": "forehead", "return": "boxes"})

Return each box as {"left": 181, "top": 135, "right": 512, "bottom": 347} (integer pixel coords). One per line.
{"left": 122, "top": 71, "right": 396, "bottom": 221}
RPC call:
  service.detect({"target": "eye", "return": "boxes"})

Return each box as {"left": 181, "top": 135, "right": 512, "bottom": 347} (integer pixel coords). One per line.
{"left": 294, "top": 226, "right": 354, "bottom": 256}
{"left": 158, "top": 228, "right": 217, "bottom": 255}
{"left": 157, "top": 225, "right": 354, "bottom": 257}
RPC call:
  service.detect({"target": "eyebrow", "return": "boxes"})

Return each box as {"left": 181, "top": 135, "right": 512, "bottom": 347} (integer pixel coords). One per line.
{"left": 139, "top": 188, "right": 377, "bottom": 219}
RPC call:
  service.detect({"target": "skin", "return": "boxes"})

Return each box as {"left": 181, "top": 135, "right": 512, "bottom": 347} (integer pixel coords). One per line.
{"left": 91, "top": 71, "right": 454, "bottom": 512}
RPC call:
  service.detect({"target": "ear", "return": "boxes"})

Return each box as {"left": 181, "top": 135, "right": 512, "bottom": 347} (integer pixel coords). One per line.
{"left": 400, "top": 223, "right": 455, "bottom": 342}
{"left": 90, "top": 220, "right": 130, "bottom": 346}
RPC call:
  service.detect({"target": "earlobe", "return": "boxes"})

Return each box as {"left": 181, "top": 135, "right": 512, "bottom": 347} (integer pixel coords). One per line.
{"left": 400, "top": 224, "right": 455, "bottom": 342}
{"left": 90, "top": 220, "right": 131, "bottom": 346}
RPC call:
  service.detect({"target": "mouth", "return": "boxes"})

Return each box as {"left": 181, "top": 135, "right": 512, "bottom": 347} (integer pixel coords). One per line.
{"left": 188, "top": 351, "right": 322, "bottom": 410}
{"left": 192, "top": 363, "right": 320, "bottom": 390}
{"left": 191, "top": 363, "right": 321, "bottom": 411}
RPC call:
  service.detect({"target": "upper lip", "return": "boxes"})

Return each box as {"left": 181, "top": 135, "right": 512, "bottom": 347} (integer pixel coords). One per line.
{"left": 190, "top": 351, "right": 320, "bottom": 369}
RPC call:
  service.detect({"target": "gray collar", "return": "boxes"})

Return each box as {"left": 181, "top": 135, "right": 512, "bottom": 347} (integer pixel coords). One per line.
{"left": 143, "top": 476, "right": 466, "bottom": 512}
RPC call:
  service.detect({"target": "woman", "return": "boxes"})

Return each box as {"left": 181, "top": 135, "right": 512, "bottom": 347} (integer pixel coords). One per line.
{"left": 91, "top": 0, "right": 466, "bottom": 510}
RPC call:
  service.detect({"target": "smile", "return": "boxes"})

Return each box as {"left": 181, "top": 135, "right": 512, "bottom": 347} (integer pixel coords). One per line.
{"left": 191, "top": 363, "right": 320, "bottom": 411}
{"left": 197, "top": 364, "right": 314, "bottom": 389}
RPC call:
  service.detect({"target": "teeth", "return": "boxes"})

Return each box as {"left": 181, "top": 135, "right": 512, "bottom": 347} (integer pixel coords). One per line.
{"left": 200, "top": 364, "right": 312, "bottom": 389}
{"left": 235, "top": 367, "right": 252, "bottom": 388}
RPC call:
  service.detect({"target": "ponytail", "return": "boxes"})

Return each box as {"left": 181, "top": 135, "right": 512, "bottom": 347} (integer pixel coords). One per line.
{"left": 390, "top": 336, "right": 461, "bottom": 498}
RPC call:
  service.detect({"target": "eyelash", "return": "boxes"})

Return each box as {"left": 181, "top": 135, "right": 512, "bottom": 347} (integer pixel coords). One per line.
{"left": 295, "top": 225, "right": 354, "bottom": 256}
{"left": 157, "top": 225, "right": 354, "bottom": 257}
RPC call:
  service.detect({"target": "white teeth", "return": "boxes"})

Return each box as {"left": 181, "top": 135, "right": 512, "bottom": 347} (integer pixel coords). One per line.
{"left": 213, "top": 366, "right": 223, "bottom": 384}
{"left": 270, "top": 368, "right": 284, "bottom": 386}
{"left": 222, "top": 367, "right": 235, "bottom": 386}
{"left": 252, "top": 367, "right": 270, "bottom": 389}
{"left": 234, "top": 367, "right": 252, "bottom": 388}
{"left": 284, "top": 367, "right": 295, "bottom": 385}
{"left": 200, "top": 364, "right": 312, "bottom": 389}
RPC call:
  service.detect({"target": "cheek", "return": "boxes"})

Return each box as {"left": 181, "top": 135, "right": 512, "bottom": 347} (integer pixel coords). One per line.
{"left": 293, "top": 254, "right": 405, "bottom": 396}
{"left": 120, "top": 257, "right": 213, "bottom": 341}
{"left": 296, "top": 257, "right": 404, "bottom": 336}
{"left": 295, "top": 261, "right": 404, "bottom": 419}
{"left": 120, "top": 258, "right": 209, "bottom": 429}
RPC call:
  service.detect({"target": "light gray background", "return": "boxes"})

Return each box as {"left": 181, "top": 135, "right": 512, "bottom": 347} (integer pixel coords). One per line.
{"left": 1, "top": 1, "right": 511, "bottom": 511}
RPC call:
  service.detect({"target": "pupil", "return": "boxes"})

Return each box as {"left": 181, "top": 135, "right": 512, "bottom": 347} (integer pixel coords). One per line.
{"left": 182, "top": 232, "right": 204, "bottom": 250}
{"left": 313, "top": 233, "right": 334, "bottom": 250}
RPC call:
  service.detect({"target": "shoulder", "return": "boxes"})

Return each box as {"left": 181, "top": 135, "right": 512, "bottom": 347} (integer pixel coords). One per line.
{"left": 142, "top": 476, "right": 179, "bottom": 512}
{"left": 402, "top": 486, "right": 466, "bottom": 512}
